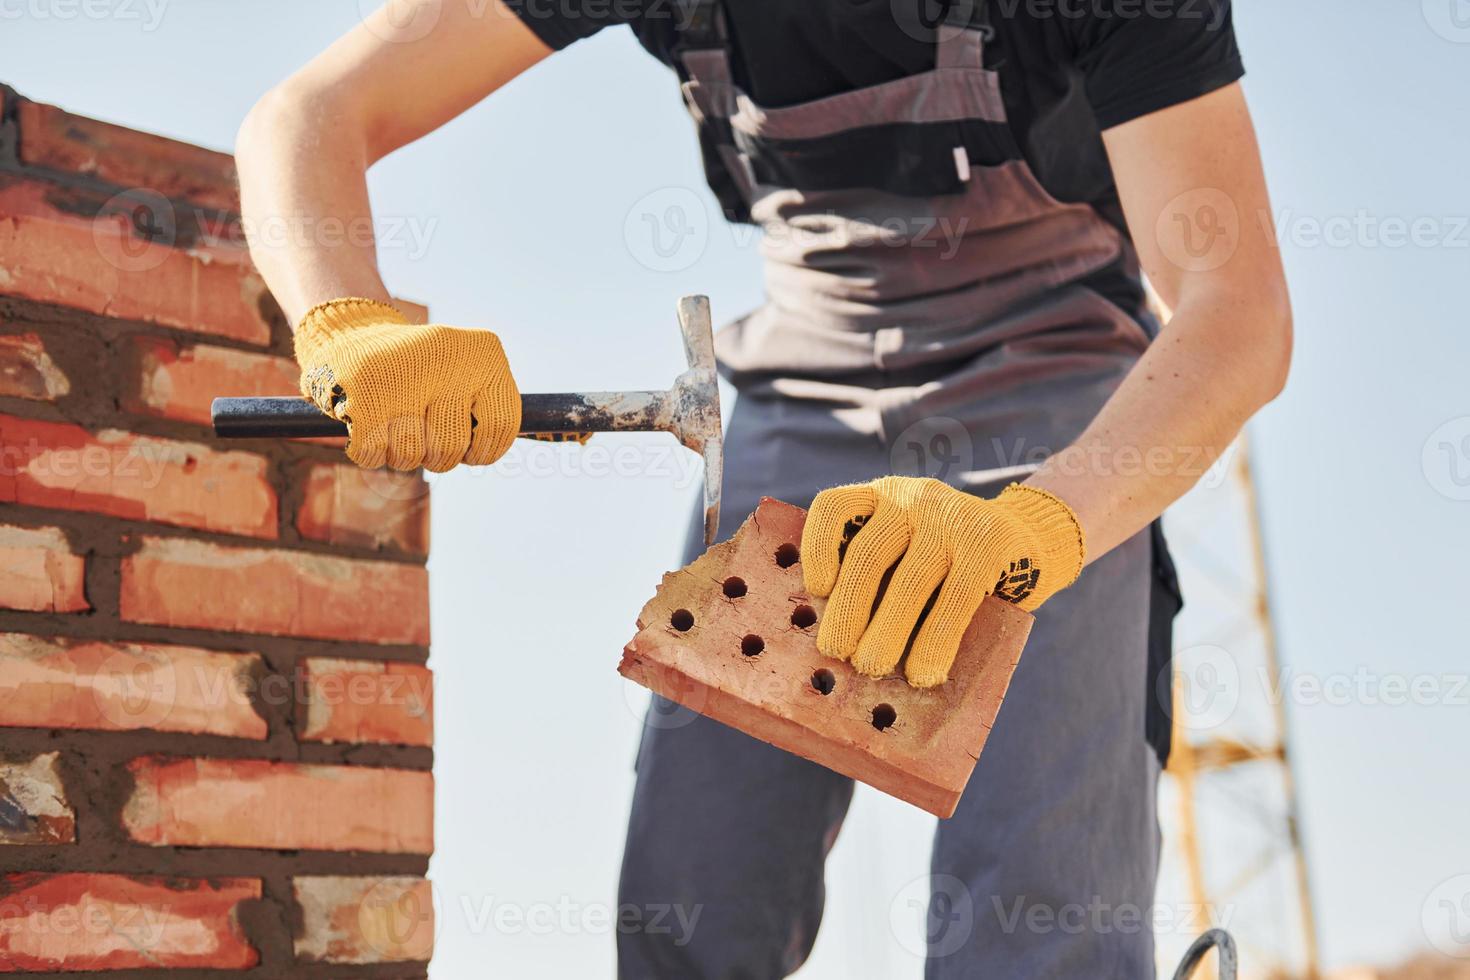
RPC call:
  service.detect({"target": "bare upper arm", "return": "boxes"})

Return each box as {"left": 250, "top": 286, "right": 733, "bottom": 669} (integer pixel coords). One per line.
{"left": 1102, "top": 82, "right": 1288, "bottom": 320}
{"left": 266, "top": 0, "right": 553, "bottom": 162}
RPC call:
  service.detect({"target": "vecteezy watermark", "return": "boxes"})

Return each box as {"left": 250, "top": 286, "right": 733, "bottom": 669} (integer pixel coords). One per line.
{"left": 57, "top": 650, "right": 434, "bottom": 732}
{"left": 0, "top": 0, "right": 169, "bottom": 30}
{"left": 890, "top": 878, "right": 1236, "bottom": 959}
{"left": 1422, "top": 874, "right": 1470, "bottom": 958}
{"left": 884, "top": 424, "right": 1236, "bottom": 491}
{"left": 234, "top": 211, "right": 439, "bottom": 263}
{"left": 1265, "top": 209, "right": 1470, "bottom": 251}
{"left": 624, "top": 187, "right": 711, "bottom": 273}
{"left": 1422, "top": 416, "right": 1470, "bottom": 501}
{"left": 1422, "top": 0, "right": 1470, "bottom": 43}
{"left": 91, "top": 189, "right": 177, "bottom": 274}
{"left": 0, "top": 434, "right": 176, "bottom": 491}
{"left": 355, "top": 878, "right": 440, "bottom": 961}
{"left": 998, "top": 438, "right": 1237, "bottom": 489}
{"left": 1152, "top": 655, "right": 1470, "bottom": 731}
{"left": 1156, "top": 187, "right": 1240, "bottom": 273}
{"left": 91, "top": 189, "right": 441, "bottom": 272}
{"left": 890, "top": 874, "right": 976, "bottom": 959}
{"left": 890, "top": 417, "right": 978, "bottom": 482}
{"left": 491, "top": 437, "right": 708, "bottom": 490}
{"left": 889, "top": 0, "right": 1230, "bottom": 44}
{"left": 621, "top": 185, "right": 975, "bottom": 272}
{"left": 989, "top": 895, "right": 1236, "bottom": 939}
{"left": 1163, "top": 644, "right": 1241, "bottom": 732}
{"left": 449, "top": 895, "right": 703, "bottom": 944}
{"left": 1258, "top": 666, "right": 1470, "bottom": 709}
{"left": 0, "top": 892, "right": 169, "bottom": 950}
{"left": 729, "top": 211, "right": 972, "bottom": 260}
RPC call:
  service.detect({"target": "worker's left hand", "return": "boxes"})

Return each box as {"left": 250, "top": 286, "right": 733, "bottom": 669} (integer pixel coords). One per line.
{"left": 801, "top": 477, "right": 1086, "bottom": 688}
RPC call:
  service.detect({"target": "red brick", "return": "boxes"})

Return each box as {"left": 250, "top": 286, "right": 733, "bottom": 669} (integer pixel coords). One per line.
{"left": 121, "top": 334, "right": 298, "bottom": 427}
{"left": 0, "top": 752, "right": 75, "bottom": 845}
{"left": 0, "top": 524, "right": 86, "bottom": 613}
{"left": 0, "top": 414, "right": 277, "bottom": 538}
{"left": 120, "top": 537, "right": 429, "bottom": 645}
{"left": 293, "top": 876, "right": 434, "bottom": 964}
{"left": 619, "top": 498, "right": 1033, "bottom": 819}
{"left": 296, "top": 463, "right": 429, "bottom": 555}
{"left": 0, "top": 872, "right": 259, "bottom": 971}
{"left": 123, "top": 757, "right": 433, "bottom": 854}
{"left": 0, "top": 633, "right": 266, "bottom": 739}
{"left": 299, "top": 658, "right": 432, "bottom": 747}
{"left": 0, "top": 178, "right": 271, "bottom": 346}
{"left": 0, "top": 333, "right": 70, "bottom": 402}
{"left": 18, "top": 101, "right": 240, "bottom": 214}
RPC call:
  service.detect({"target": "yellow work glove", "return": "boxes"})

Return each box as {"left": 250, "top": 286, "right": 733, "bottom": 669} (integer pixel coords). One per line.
{"left": 802, "top": 477, "right": 1086, "bottom": 688}
{"left": 294, "top": 298, "right": 521, "bottom": 472}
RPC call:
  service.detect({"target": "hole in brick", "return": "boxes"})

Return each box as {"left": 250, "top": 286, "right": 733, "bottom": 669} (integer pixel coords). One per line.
{"left": 811, "top": 668, "right": 836, "bottom": 695}
{"left": 670, "top": 608, "right": 695, "bottom": 632}
{"left": 871, "top": 703, "right": 897, "bottom": 731}
{"left": 791, "top": 605, "right": 817, "bottom": 629}
{"left": 722, "top": 577, "right": 748, "bottom": 599}
{"left": 774, "top": 543, "right": 800, "bottom": 568}
{"left": 181, "top": 455, "right": 198, "bottom": 474}
{"left": 741, "top": 634, "right": 765, "bottom": 657}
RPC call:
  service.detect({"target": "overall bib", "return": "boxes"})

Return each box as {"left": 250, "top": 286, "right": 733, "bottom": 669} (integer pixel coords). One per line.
{"left": 619, "top": 4, "right": 1182, "bottom": 976}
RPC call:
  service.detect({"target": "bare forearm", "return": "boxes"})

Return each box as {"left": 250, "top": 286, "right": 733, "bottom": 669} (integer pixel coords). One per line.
{"left": 1027, "top": 288, "right": 1291, "bottom": 562}
{"left": 236, "top": 88, "right": 392, "bottom": 326}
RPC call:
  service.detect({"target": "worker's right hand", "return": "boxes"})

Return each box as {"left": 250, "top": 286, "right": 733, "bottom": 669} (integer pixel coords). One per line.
{"left": 293, "top": 298, "right": 521, "bottom": 472}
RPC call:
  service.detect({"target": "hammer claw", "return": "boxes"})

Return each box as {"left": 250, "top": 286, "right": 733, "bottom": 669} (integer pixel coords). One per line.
{"left": 702, "top": 438, "right": 724, "bottom": 546}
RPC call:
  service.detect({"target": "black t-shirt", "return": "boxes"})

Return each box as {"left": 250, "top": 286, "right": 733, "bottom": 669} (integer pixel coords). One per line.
{"left": 508, "top": 0, "right": 1243, "bottom": 228}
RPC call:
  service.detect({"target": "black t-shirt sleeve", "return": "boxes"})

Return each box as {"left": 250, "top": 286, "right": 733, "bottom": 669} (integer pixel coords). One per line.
{"left": 502, "top": 0, "right": 642, "bottom": 51}
{"left": 1069, "top": 0, "right": 1245, "bottom": 130}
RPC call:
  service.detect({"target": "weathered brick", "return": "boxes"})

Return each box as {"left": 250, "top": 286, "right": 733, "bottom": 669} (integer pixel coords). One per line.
{"left": 299, "top": 658, "right": 432, "bottom": 747}
{"left": 0, "top": 633, "right": 266, "bottom": 738}
{"left": 17, "top": 101, "right": 241, "bottom": 214}
{"left": 619, "top": 498, "right": 1033, "bottom": 819}
{"left": 123, "top": 757, "right": 433, "bottom": 854}
{"left": 0, "top": 333, "right": 70, "bottom": 402}
{"left": 121, "top": 334, "right": 298, "bottom": 427}
{"left": 0, "top": 178, "right": 271, "bottom": 346}
{"left": 120, "top": 537, "right": 429, "bottom": 645}
{"left": 0, "top": 524, "right": 86, "bottom": 613}
{"left": 0, "top": 752, "right": 75, "bottom": 845}
{"left": 0, "top": 872, "right": 259, "bottom": 971}
{"left": 296, "top": 463, "right": 429, "bottom": 555}
{"left": 293, "top": 876, "right": 434, "bottom": 964}
{"left": 0, "top": 414, "right": 277, "bottom": 538}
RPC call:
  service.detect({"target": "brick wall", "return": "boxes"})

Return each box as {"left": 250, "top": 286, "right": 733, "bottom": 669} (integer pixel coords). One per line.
{"left": 0, "top": 87, "right": 436, "bottom": 976}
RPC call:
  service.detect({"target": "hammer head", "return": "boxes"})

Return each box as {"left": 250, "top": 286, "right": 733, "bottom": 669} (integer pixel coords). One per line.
{"left": 671, "top": 295, "right": 724, "bottom": 546}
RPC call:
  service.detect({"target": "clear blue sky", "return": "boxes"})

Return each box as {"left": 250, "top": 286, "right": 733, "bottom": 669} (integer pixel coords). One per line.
{"left": 3, "top": 1, "right": 1467, "bottom": 975}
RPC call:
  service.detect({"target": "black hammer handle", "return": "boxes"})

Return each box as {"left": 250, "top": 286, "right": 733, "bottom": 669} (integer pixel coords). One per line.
{"left": 210, "top": 393, "right": 667, "bottom": 439}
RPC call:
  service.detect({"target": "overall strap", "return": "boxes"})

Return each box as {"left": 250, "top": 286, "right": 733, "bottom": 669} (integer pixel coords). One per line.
{"left": 673, "top": 0, "right": 735, "bottom": 110}
{"left": 936, "top": 0, "right": 994, "bottom": 70}
{"left": 672, "top": 0, "right": 757, "bottom": 207}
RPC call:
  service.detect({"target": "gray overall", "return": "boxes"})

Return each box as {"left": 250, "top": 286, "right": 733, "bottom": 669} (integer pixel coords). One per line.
{"left": 619, "top": 4, "right": 1181, "bottom": 976}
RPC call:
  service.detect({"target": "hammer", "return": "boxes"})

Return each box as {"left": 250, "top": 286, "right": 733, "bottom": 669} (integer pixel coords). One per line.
{"left": 210, "top": 294, "right": 725, "bottom": 544}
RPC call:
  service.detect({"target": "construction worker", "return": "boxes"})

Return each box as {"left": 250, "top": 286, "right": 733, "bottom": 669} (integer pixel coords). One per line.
{"left": 235, "top": 0, "right": 1291, "bottom": 975}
